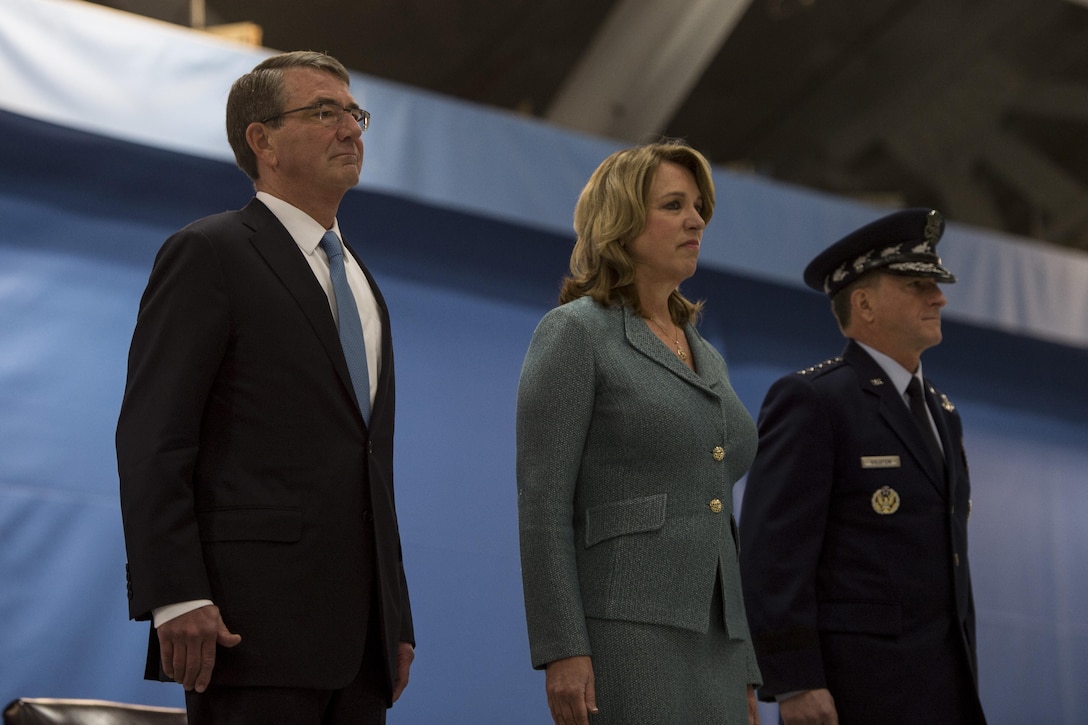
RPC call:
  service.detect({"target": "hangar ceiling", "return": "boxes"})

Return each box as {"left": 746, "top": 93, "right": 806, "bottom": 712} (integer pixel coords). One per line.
{"left": 93, "top": 0, "right": 1088, "bottom": 253}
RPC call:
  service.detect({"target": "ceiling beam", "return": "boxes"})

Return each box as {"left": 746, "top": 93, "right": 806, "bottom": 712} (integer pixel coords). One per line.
{"left": 1009, "top": 80, "right": 1088, "bottom": 122}
{"left": 546, "top": 0, "right": 752, "bottom": 141}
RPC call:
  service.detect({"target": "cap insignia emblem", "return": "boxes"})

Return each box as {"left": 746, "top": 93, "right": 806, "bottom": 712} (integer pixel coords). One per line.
{"left": 924, "top": 210, "right": 943, "bottom": 243}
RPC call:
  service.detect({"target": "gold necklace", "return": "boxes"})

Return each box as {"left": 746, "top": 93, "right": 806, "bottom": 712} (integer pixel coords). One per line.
{"left": 649, "top": 316, "right": 687, "bottom": 361}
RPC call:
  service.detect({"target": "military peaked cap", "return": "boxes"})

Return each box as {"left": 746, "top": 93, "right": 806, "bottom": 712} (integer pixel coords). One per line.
{"left": 803, "top": 208, "right": 957, "bottom": 296}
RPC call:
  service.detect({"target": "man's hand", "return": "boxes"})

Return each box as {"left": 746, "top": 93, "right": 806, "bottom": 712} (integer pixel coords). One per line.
{"left": 157, "top": 604, "right": 241, "bottom": 693}
{"left": 545, "top": 655, "right": 598, "bottom": 725}
{"left": 779, "top": 688, "right": 838, "bottom": 725}
{"left": 392, "top": 642, "right": 414, "bottom": 702}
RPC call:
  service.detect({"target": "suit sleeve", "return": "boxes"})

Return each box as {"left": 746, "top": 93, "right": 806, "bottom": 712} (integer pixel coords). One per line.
{"left": 117, "top": 228, "right": 230, "bottom": 620}
{"left": 516, "top": 308, "right": 597, "bottom": 669}
{"left": 739, "top": 374, "right": 835, "bottom": 699}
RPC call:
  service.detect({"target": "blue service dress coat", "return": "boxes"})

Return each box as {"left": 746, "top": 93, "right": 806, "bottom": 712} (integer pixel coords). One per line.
{"left": 117, "top": 198, "right": 413, "bottom": 697}
{"left": 739, "top": 340, "right": 986, "bottom": 723}
{"left": 517, "top": 297, "right": 762, "bottom": 719}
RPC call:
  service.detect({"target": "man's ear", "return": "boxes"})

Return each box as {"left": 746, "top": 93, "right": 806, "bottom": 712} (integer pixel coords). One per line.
{"left": 852, "top": 286, "right": 876, "bottom": 323}
{"left": 246, "top": 122, "right": 275, "bottom": 169}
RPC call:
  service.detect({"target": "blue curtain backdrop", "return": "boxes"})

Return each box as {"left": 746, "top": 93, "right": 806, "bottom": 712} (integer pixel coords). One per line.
{"left": 2, "top": 1, "right": 1087, "bottom": 723}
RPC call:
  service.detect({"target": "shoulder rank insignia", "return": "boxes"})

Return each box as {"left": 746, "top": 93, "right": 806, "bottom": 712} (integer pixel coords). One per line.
{"left": 939, "top": 392, "right": 955, "bottom": 411}
{"left": 871, "top": 486, "right": 900, "bottom": 515}
{"left": 798, "top": 356, "right": 843, "bottom": 376}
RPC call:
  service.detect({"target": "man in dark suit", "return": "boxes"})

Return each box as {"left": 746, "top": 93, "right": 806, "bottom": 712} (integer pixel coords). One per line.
{"left": 117, "top": 51, "right": 414, "bottom": 724}
{"left": 739, "top": 209, "right": 986, "bottom": 724}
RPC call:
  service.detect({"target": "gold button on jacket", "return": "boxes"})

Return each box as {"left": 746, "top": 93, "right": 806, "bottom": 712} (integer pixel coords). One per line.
{"left": 709, "top": 499, "right": 723, "bottom": 513}
{"left": 712, "top": 446, "right": 725, "bottom": 461}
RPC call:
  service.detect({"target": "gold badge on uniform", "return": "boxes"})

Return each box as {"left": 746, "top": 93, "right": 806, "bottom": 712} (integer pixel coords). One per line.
{"left": 871, "top": 486, "right": 900, "bottom": 515}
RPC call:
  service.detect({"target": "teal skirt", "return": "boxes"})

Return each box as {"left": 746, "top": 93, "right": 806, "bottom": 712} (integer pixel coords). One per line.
{"left": 584, "top": 584, "right": 750, "bottom": 724}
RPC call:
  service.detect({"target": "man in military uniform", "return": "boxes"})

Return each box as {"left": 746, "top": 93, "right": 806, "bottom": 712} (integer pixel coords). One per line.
{"left": 739, "top": 209, "right": 987, "bottom": 724}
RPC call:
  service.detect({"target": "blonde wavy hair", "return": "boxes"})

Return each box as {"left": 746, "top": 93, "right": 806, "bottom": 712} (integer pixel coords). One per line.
{"left": 559, "top": 139, "right": 714, "bottom": 325}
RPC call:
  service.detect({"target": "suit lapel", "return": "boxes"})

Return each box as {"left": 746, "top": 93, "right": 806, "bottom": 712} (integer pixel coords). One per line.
{"left": 343, "top": 239, "right": 393, "bottom": 421}
{"left": 844, "top": 342, "right": 947, "bottom": 495}
{"left": 623, "top": 306, "right": 721, "bottom": 398}
{"left": 240, "top": 199, "right": 360, "bottom": 419}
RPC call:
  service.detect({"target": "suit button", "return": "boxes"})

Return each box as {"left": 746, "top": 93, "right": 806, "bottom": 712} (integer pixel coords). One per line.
{"left": 709, "top": 499, "right": 723, "bottom": 513}
{"left": 953, "top": 553, "right": 961, "bottom": 567}
{"left": 367, "top": 441, "right": 373, "bottom": 454}
{"left": 712, "top": 446, "right": 725, "bottom": 461}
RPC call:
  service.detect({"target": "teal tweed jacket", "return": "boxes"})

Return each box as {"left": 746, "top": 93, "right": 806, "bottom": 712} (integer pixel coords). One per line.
{"left": 516, "top": 296, "right": 761, "bottom": 683}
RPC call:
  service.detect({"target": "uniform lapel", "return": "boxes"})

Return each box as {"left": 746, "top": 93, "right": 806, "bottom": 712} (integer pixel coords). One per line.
{"left": 925, "top": 380, "right": 957, "bottom": 495}
{"left": 844, "top": 342, "right": 947, "bottom": 495}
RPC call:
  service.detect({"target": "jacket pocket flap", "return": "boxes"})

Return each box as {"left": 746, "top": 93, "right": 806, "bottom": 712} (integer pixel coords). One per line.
{"left": 584, "top": 494, "right": 667, "bottom": 548}
{"left": 819, "top": 600, "right": 903, "bottom": 636}
{"left": 198, "top": 506, "right": 302, "bottom": 543}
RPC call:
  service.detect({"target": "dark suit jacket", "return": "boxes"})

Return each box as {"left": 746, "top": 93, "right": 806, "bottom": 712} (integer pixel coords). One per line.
{"left": 117, "top": 198, "right": 413, "bottom": 697}
{"left": 739, "top": 340, "right": 984, "bottom": 723}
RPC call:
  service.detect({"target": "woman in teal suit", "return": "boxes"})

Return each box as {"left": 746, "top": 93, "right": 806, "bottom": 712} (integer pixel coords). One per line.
{"left": 517, "top": 140, "right": 762, "bottom": 724}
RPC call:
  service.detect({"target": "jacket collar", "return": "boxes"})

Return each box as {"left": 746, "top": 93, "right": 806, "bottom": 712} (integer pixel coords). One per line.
{"left": 241, "top": 198, "right": 375, "bottom": 426}
{"left": 844, "top": 340, "right": 947, "bottom": 493}
{"left": 623, "top": 305, "right": 722, "bottom": 398}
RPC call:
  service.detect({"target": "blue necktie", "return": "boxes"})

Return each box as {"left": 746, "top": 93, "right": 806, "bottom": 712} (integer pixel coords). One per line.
{"left": 320, "top": 231, "right": 371, "bottom": 423}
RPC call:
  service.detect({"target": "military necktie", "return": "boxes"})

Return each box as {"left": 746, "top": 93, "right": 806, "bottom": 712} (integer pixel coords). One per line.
{"left": 906, "top": 376, "right": 942, "bottom": 470}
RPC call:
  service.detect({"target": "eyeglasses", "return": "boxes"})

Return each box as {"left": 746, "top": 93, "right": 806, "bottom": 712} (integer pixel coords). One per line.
{"left": 261, "top": 102, "right": 370, "bottom": 131}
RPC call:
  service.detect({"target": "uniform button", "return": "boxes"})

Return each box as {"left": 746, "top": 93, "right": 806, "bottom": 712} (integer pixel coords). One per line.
{"left": 953, "top": 553, "right": 961, "bottom": 567}
{"left": 709, "top": 499, "right": 723, "bottom": 513}
{"left": 367, "top": 441, "right": 374, "bottom": 454}
{"left": 712, "top": 446, "right": 725, "bottom": 461}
